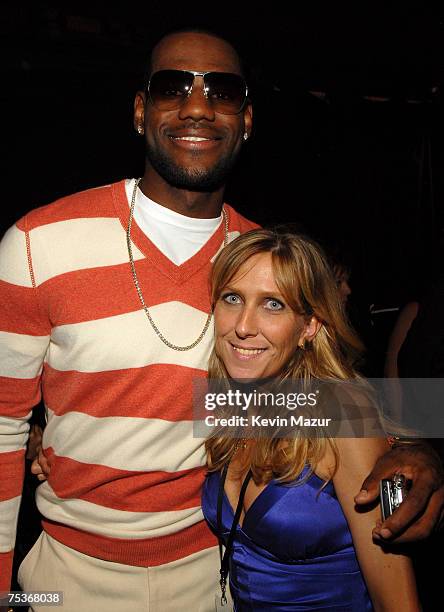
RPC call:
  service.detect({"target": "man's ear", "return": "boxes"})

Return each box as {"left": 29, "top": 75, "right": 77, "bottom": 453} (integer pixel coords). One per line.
{"left": 301, "top": 316, "right": 322, "bottom": 344}
{"left": 243, "top": 102, "right": 253, "bottom": 139}
{"left": 133, "top": 91, "right": 146, "bottom": 133}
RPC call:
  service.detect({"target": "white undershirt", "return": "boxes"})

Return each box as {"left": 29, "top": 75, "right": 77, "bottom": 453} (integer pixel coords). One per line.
{"left": 125, "top": 179, "right": 222, "bottom": 266}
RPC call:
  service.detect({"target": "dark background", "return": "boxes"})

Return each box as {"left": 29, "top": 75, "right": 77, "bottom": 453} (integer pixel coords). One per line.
{"left": 2, "top": 4, "right": 443, "bottom": 310}
{"left": 2, "top": 3, "right": 444, "bottom": 610}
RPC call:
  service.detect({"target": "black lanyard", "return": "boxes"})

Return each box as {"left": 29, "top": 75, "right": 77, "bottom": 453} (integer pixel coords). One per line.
{"left": 217, "top": 463, "right": 253, "bottom": 606}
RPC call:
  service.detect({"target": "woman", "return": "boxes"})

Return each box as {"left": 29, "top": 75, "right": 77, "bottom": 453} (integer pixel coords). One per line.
{"left": 202, "top": 229, "right": 419, "bottom": 611}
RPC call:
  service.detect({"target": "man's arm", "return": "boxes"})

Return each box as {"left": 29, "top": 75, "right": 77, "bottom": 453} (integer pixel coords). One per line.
{"left": 0, "top": 219, "right": 50, "bottom": 592}
{"left": 355, "top": 441, "right": 444, "bottom": 542}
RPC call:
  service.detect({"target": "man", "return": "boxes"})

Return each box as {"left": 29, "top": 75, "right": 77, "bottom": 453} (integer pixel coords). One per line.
{"left": 0, "top": 29, "right": 253, "bottom": 611}
{"left": 0, "top": 28, "right": 442, "bottom": 612}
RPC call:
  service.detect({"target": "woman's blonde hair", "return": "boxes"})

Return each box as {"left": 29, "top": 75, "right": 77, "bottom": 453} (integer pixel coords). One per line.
{"left": 205, "top": 228, "right": 364, "bottom": 484}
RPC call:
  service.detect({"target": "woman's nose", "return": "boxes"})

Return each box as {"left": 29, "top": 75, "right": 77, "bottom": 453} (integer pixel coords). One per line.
{"left": 235, "top": 306, "right": 259, "bottom": 338}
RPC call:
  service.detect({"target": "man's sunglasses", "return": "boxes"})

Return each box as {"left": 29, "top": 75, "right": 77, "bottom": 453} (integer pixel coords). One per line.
{"left": 146, "top": 70, "right": 248, "bottom": 115}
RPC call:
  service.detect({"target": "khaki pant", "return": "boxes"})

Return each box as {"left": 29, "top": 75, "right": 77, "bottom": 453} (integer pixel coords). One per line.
{"left": 18, "top": 531, "right": 228, "bottom": 612}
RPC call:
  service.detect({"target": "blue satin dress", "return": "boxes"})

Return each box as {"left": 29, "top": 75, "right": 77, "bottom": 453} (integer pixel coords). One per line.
{"left": 202, "top": 467, "right": 373, "bottom": 611}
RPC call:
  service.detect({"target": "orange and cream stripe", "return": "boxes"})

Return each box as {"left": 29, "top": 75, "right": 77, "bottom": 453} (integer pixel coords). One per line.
{"left": 0, "top": 179, "right": 258, "bottom": 590}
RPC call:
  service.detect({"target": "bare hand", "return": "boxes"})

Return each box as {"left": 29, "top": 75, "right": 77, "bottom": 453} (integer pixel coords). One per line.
{"left": 354, "top": 443, "right": 444, "bottom": 542}
{"left": 31, "top": 446, "right": 51, "bottom": 482}
{"left": 26, "top": 423, "right": 43, "bottom": 460}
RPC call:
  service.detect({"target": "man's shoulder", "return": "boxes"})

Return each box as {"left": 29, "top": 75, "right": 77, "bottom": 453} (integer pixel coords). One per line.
{"left": 18, "top": 180, "right": 125, "bottom": 233}
{"left": 225, "top": 204, "right": 260, "bottom": 235}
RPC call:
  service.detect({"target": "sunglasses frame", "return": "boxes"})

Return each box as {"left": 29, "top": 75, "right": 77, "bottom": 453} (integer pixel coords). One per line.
{"left": 146, "top": 69, "right": 249, "bottom": 115}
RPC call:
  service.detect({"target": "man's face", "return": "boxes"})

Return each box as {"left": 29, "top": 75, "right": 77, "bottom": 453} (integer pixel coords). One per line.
{"left": 134, "top": 32, "right": 253, "bottom": 192}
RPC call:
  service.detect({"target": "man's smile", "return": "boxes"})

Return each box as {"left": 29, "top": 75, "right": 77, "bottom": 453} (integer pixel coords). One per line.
{"left": 168, "top": 129, "right": 222, "bottom": 150}
{"left": 173, "top": 136, "right": 215, "bottom": 141}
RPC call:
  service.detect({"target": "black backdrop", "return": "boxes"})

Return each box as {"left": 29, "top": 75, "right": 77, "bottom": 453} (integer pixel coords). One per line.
{"left": 2, "top": 5, "right": 442, "bottom": 310}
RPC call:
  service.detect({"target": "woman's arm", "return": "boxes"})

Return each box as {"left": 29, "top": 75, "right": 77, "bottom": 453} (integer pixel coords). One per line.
{"left": 383, "top": 302, "right": 419, "bottom": 425}
{"left": 332, "top": 437, "right": 420, "bottom": 612}
{"left": 384, "top": 301, "right": 419, "bottom": 378}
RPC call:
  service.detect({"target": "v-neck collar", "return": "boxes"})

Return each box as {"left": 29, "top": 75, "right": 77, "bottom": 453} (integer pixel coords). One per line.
{"left": 224, "top": 481, "right": 277, "bottom": 531}
{"left": 221, "top": 470, "right": 335, "bottom": 534}
{"left": 111, "top": 179, "right": 231, "bottom": 286}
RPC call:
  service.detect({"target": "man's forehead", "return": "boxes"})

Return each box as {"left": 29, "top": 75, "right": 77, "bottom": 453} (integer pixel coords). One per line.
{"left": 151, "top": 32, "right": 242, "bottom": 75}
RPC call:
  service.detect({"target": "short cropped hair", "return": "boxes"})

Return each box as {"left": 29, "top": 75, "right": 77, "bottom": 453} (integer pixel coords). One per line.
{"left": 143, "top": 27, "right": 246, "bottom": 87}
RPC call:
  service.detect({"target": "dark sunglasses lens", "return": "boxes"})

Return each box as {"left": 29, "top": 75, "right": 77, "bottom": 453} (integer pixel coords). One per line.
{"left": 205, "top": 73, "right": 247, "bottom": 114}
{"left": 148, "top": 70, "right": 247, "bottom": 114}
{"left": 148, "top": 70, "right": 193, "bottom": 110}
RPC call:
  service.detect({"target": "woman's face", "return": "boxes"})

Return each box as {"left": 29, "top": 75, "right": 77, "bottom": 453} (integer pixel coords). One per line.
{"left": 336, "top": 272, "right": 351, "bottom": 304}
{"left": 214, "top": 252, "right": 312, "bottom": 380}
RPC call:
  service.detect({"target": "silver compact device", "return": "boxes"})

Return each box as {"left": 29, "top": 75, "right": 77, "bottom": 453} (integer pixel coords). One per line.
{"left": 380, "top": 474, "right": 408, "bottom": 521}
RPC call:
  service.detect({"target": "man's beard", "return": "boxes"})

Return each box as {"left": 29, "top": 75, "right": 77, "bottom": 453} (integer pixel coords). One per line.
{"left": 146, "top": 143, "right": 240, "bottom": 192}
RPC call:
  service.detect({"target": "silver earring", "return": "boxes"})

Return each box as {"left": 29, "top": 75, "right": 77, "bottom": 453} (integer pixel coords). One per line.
{"left": 243, "top": 132, "right": 249, "bottom": 141}
{"left": 137, "top": 125, "right": 144, "bottom": 135}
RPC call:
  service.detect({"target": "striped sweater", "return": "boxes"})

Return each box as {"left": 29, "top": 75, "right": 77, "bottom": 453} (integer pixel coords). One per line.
{"left": 0, "top": 179, "right": 258, "bottom": 591}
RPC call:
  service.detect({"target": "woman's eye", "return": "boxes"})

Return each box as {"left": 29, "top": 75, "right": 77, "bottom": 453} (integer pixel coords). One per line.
{"left": 265, "top": 299, "right": 284, "bottom": 311}
{"left": 222, "top": 293, "right": 241, "bottom": 305}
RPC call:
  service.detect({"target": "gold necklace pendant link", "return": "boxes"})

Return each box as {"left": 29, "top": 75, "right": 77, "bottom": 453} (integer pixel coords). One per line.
{"left": 127, "top": 178, "right": 229, "bottom": 351}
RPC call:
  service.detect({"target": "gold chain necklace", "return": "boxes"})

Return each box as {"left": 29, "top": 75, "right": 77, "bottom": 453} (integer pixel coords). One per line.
{"left": 126, "top": 178, "right": 229, "bottom": 351}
